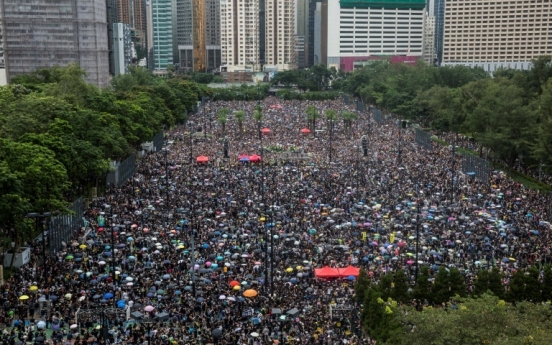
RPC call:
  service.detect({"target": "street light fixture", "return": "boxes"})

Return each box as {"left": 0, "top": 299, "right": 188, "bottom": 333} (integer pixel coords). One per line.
{"left": 76, "top": 306, "right": 127, "bottom": 341}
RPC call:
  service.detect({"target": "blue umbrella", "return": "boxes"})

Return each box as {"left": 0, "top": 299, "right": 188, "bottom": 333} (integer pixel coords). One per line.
{"left": 290, "top": 278, "right": 297, "bottom": 284}
{"left": 104, "top": 246, "right": 111, "bottom": 250}
{"left": 202, "top": 243, "right": 209, "bottom": 249}
{"left": 214, "top": 231, "right": 221, "bottom": 236}
{"left": 100, "top": 299, "right": 108, "bottom": 304}
{"left": 103, "top": 293, "right": 114, "bottom": 299}
{"left": 127, "top": 237, "right": 134, "bottom": 242}
{"left": 128, "top": 256, "right": 136, "bottom": 260}
{"left": 216, "top": 256, "right": 224, "bottom": 261}
{"left": 49, "top": 295, "right": 58, "bottom": 301}
{"left": 90, "top": 280, "right": 98, "bottom": 284}
{"left": 147, "top": 293, "right": 154, "bottom": 297}
{"left": 240, "top": 157, "right": 250, "bottom": 162}
{"left": 347, "top": 275, "right": 356, "bottom": 281}
{"left": 174, "top": 290, "right": 182, "bottom": 295}
{"left": 197, "top": 297, "right": 205, "bottom": 302}
{"left": 103, "top": 252, "right": 112, "bottom": 257}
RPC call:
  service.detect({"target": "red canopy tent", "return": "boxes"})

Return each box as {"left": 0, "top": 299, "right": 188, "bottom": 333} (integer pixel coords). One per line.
{"left": 261, "top": 128, "right": 271, "bottom": 134}
{"left": 270, "top": 104, "right": 283, "bottom": 109}
{"left": 249, "top": 154, "right": 262, "bottom": 162}
{"left": 196, "top": 155, "right": 209, "bottom": 163}
{"left": 300, "top": 128, "right": 311, "bottom": 134}
{"left": 238, "top": 154, "right": 249, "bottom": 160}
{"left": 314, "top": 266, "right": 340, "bottom": 279}
{"left": 337, "top": 266, "right": 360, "bottom": 277}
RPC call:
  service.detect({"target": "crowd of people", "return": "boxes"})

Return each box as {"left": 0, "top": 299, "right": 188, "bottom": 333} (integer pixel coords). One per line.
{"left": 1, "top": 96, "right": 551, "bottom": 345}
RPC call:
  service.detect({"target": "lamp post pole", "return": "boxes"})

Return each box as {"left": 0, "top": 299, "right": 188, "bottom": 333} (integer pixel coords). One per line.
{"left": 415, "top": 201, "right": 421, "bottom": 284}
{"left": 27, "top": 212, "right": 51, "bottom": 281}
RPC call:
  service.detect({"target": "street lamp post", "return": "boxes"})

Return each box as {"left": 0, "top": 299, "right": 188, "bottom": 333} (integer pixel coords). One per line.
{"left": 76, "top": 306, "right": 127, "bottom": 341}
{"left": 164, "top": 143, "right": 170, "bottom": 207}
{"left": 414, "top": 201, "right": 421, "bottom": 283}
{"left": 27, "top": 212, "right": 52, "bottom": 280}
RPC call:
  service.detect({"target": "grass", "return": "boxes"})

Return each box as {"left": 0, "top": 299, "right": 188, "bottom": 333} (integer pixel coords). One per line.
{"left": 431, "top": 137, "right": 551, "bottom": 193}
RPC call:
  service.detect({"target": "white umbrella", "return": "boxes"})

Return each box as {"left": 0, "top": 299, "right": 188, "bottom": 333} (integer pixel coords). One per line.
{"left": 37, "top": 321, "right": 46, "bottom": 329}
{"left": 219, "top": 295, "right": 226, "bottom": 300}
{"left": 98, "top": 261, "right": 106, "bottom": 265}
{"left": 250, "top": 332, "right": 259, "bottom": 337}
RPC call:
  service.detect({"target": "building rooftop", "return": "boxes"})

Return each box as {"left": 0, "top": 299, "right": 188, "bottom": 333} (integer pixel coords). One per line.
{"left": 339, "top": 0, "right": 426, "bottom": 10}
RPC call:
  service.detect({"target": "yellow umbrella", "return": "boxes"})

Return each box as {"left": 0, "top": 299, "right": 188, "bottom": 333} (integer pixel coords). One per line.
{"left": 285, "top": 267, "right": 293, "bottom": 273}
{"left": 243, "top": 289, "right": 258, "bottom": 298}
{"left": 29, "top": 286, "right": 38, "bottom": 292}
{"left": 65, "top": 293, "right": 72, "bottom": 299}
{"left": 233, "top": 285, "right": 241, "bottom": 291}
{"left": 178, "top": 245, "right": 185, "bottom": 249}
{"left": 19, "top": 295, "right": 29, "bottom": 300}
{"left": 260, "top": 217, "right": 266, "bottom": 222}
{"left": 79, "top": 244, "right": 87, "bottom": 249}
{"left": 296, "top": 265, "right": 303, "bottom": 270}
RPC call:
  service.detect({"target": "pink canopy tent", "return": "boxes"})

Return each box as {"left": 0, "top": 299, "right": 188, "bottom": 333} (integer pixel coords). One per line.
{"left": 249, "top": 154, "right": 262, "bottom": 162}
{"left": 337, "top": 266, "right": 360, "bottom": 277}
{"left": 314, "top": 266, "right": 340, "bottom": 278}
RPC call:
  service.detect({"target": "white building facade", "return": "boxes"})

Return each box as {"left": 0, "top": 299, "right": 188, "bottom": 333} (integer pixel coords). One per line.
{"left": 113, "top": 23, "right": 133, "bottom": 75}
{"left": 423, "top": 14, "right": 435, "bottom": 65}
{"left": 265, "top": 0, "right": 296, "bottom": 71}
{"left": 326, "top": 0, "right": 425, "bottom": 71}
{"left": 220, "top": 0, "right": 260, "bottom": 72}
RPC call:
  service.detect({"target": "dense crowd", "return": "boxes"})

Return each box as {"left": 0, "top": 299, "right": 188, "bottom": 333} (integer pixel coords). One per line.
{"left": 1, "top": 97, "right": 550, "bottom": 345}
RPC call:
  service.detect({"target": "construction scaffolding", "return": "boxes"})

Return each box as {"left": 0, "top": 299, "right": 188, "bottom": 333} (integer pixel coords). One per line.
{"left": 2, "top": 0, "right": 110, "bottom": 87}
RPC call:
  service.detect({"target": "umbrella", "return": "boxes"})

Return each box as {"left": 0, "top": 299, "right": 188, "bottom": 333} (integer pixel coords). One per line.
{"left": 144, "top": 305, "right": 155, "bottom": 312}
{"left": 29, "top": 286, "right": 38, "bottom": 292}
{"left": 243, "top": 289, "right": 258, "bottom": 298}
{"left": 103, "top": 293, "right": 114, "bottom": 299}
{"left": 19, "top": 295, "right": 29, "bottom": 301}
{"left": 229, "top": 280, "right": 240, "bottom": 287}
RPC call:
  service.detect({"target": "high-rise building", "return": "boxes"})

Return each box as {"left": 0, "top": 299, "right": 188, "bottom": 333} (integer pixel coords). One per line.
{"left": 220, "top": 0, "right": 260, "bottom": 72}
{"left": 0, "top": 14, "right": 6, "bottom": 85}
{"left": 432, "top": 0, "right": 445, "bottom": 65}
{"left": 423, "top": 14, "right": 435, "bottom": 65}
{"left": 175, "top": 0, "right": 221, "bottom": 72}
{"left": 442, "top": 0, "right": 552, "bottom": 72}
{"left": 307, "top": 0, "right": 324, "bottom": 67}
{"left": 118, "top": 0, "right": 132, "bottom": 24}
{"left": 0, "top": 0, "right": 110, "bottom": 87}
{"left": 151, "top": 0, "right": 174, "bottom": 72}
{"left": 265, "top": 0, "right": 296, "bottom": 71}
{"left": 133, "top": 0, "right": 148, "bottom": 44}
{"left": 312, "top": 1, "right": 323, "bottom": 65}
{"left": 113, "top": 23, "right": 133, "bottom": 75}
{"left": 107, "top": 0, "right": 119, "bottom": 76}
{"left": 296, "top": 0, "right": 309, "bottom": 68}
{"left": 325, "top": 0, "right": 425, "bottom": 71}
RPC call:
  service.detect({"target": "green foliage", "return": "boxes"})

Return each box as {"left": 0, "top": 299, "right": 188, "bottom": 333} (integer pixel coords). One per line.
{"left": 474, "top": 268, "right": 504, "bottom": 299}
{"left": 270, "top": 64, "right": 337, "bottom": 91}
{"left": 392, "top": 269, "right": 410, "bottom": 303}
{"left": 1, "top": 64, "right": 204, "bottom": 246}
{"left": 217, "top": 107, "right": 231, "bottom": 134}
{"left": 384, "top": 294, "right": 552, "bottom": 345}
{"left": 193, "top": 72, "right": 215, "bottom": 84}
{"left": 211, "top": 84, "right": 269, "bottom": 101}
{"left": 354, "top": 268, "right": 371, "bottom": 302}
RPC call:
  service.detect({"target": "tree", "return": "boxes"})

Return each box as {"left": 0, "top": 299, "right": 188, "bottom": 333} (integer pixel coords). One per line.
{"left": 413, "top": 266, "right": 431, "bottom": 302}
{"left": 507, "top": 269, "right": 527, "bottom": 302}
{"left": 340, "top": 111, "right": 359, "bottom": 133}
{"left": 385, "top": 294, "right": 552, "bottom": 345}
{"left": 378, "top": 272, "right": 394, "bottom": 300}
{"left": 234, "top": 110, "right": 245, "bottom": 135}
{"left": 432, "top": 266, "right": 452, "bottom": 304}
{"left": 305, "top": 105, "right": 319, "bottom": 135}
{"left": 253, "top": 105, "right": 264, "bottom": 140}
{"left": 217, "top": 107, "right": 230, "bottom": 135}
{"left": 474, "top": 267, "right": 504, "bottom": 298}
{"left": 354, "top": 268, "right": 371, "bottom": 303}
{"left": 392, "top": 269, "right": 410, "bottom": 303}
{"left": 542, "top": 265, "right": 552, "bottom": 301}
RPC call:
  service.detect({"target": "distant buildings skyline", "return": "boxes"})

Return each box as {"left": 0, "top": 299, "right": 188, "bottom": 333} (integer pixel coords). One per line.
{"left": 0, "top": 0, "right": 551, "bottom": 86}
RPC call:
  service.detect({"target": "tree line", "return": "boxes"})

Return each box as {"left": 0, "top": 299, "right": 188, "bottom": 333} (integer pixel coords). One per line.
{"left": 354, "top": 265, "right": 552, "bottom": 344}
{"left": 336, "top": 57, "right": 552, "bottom": 174}
{"left": 0, "top": 64, "right": 207, "bottom": 250}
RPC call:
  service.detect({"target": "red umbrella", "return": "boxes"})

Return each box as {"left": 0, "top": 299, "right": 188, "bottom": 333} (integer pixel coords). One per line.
{"left": 249, "top": 154, "right": 262, "bottom": 162}
{"left": 261, "top": 128, "right": 270, "bottom": 133}
{"left": 300, "top": 128, "right": 311, "bottom": 134}
{"left": 238, "top": 154, "right": 249, "bottom": 160}
{"left": 196, "top": 155, "right": 209, "bottom": 163}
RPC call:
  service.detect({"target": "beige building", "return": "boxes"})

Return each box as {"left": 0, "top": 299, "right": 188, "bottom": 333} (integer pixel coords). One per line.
{"left": 220, "top": 0, "right": 260, "bottom": 72}
{"left": 265, "top": 0, "right": 296, "bottom": 71}
{"left": 442, "top": 0, "right": 552, "bottom": 72}
{"left": 423, "top": 14, "right": 436, "bottom": 65}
